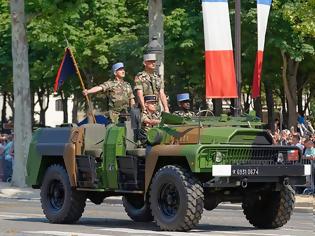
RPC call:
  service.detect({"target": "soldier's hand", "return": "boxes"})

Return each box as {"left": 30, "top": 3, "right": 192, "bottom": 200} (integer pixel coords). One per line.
{"left": 83, "top": 89, "right": 89, "bottom": 96}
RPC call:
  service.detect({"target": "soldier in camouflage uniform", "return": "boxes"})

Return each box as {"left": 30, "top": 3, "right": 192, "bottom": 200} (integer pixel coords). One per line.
{"left": 141, "top": 95, "right": 161, "bottom": 133}
{"left": 83, "top": 62, "right": 135, "bottom": 122}
{"left": 134, "top": 54, "right": 169, "bottom": 113}
{"left": 173, "top": 93, "right": 195, "bottom": 118}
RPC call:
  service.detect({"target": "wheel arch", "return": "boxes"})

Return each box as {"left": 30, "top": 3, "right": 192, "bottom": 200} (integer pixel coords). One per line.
{"left": 145, "top": 145, "right": 193, "bottom": 194}
{"left": 31, "top": 156, "right": 64, "bottom": 188}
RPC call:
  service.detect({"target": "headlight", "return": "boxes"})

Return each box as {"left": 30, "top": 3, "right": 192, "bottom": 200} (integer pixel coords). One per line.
{"left": 277, "top": 153, "right": 284, "bottom": 163}
{"left": 215, "top": 151, "right": 223, "bottom": 163}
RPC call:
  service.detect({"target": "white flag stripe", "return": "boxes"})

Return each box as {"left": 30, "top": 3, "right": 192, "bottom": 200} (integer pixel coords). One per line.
{"left": 202, "top": 2, "right": 233, "bottom": 50}
{"left": 257, "top": 4, "right": 271, "bottom": 51}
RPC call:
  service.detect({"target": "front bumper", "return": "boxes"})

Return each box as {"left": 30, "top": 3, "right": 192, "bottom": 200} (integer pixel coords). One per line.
{"left": 212, "top": 164, "right": 311, "bottom": 177}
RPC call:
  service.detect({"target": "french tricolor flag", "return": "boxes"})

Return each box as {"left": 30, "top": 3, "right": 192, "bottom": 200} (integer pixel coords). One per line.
{"left": 202, "top": 0, "right": 237, "bottom": 98}
{"left": 252, "top": 0, "right": 272, "bottom": 98}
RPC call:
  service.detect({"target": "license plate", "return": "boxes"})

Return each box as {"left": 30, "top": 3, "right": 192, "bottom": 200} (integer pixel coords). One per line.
{"left": 231, "top": 167, "right": 259, "bottom": 176}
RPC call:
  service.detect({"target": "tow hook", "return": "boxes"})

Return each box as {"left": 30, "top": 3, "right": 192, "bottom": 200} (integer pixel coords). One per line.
{"left": 283, "top": 177, "right": 289, "bottom": 186}
{"left": 241, "top": 178, "right": 248, "bottom": 188}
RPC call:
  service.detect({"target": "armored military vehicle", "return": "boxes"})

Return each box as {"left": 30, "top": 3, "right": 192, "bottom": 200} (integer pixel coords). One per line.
{"left": 26, "top": 113, "right": 310, "bottom": 231}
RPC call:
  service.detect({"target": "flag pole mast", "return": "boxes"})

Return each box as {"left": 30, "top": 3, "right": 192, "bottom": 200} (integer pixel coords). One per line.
{"left": 67, "top": 48, "right": 96, "bottom": 124}
{"left": 234, "top": 0, "right": 242, "bottom": 116}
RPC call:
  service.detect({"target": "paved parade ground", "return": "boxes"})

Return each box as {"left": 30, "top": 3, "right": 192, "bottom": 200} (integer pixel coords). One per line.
{"left": 0, "top": 183, "right": 313, "bottom": 236}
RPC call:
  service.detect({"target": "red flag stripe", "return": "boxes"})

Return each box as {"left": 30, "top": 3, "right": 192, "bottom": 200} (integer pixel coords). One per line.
{"left": 205, "top": 51, "right": 238, "bottom": 98}
{"left": 252, "top": 51, "right": 264, "bottom": 98}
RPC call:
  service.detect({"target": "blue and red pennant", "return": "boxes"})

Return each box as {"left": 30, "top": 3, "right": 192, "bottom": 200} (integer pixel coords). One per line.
{"left": 54, "top": 47, "right": 77, "bottom": 92}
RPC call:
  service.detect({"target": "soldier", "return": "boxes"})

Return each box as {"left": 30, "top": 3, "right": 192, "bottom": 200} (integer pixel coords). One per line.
{"left": 141, "top": 95, "right": 161, "bottom": 133}
{"left": 83, "top": 62, "right": 135, "bottom": 122}
{"left": 134, "top": 54, "right": 169, "bottom": 113}
{"left": 173, "top": 93, "right": 195, "bottom": 118}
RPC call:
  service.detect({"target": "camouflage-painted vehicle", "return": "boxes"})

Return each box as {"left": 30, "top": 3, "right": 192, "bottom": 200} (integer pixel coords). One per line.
{"left": 26, "top": 113, "right": 311, "bottom": 231}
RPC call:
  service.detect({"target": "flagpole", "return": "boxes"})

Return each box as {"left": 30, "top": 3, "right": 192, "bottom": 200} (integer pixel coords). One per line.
{"left": 67, "top": 48, "right": 96, "bottom": 124}
{"left": 234, "top": 0, "right": 242, "bottom": 116}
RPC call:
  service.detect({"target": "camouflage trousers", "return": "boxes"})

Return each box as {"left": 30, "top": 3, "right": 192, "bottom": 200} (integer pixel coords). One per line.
{"left": 105, "top": 110, "right": 130, "bottom": 124}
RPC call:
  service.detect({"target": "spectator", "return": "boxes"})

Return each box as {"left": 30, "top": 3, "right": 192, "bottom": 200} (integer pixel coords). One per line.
{"left": 291, "top": 134, "right": 304, "bottom": 151}
{"left": 279, "top": 130, "right": 290, "bottom": 145}
{"left": 3, "top": 134, "right": 13, "bottom": 182}
{"left": 303, "top": 139, "right": 315, "bottom": 160}
{"left": 0, "top": 136, "right": 5, "bottom": 181}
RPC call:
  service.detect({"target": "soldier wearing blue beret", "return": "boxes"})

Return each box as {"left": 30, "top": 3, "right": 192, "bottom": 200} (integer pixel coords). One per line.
{"left": 83, "top": 62, "right": 135, "bottom": 122}
{"left": 173, "top": 93, "right": 195, "bottom": 118}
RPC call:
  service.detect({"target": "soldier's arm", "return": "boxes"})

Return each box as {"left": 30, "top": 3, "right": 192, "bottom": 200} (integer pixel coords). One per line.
{"left": 136, "top": 89, "right": 145, "bottom": 111}
{"left": 159, "top": 89, "right": 169, "bottom": 113}
{"left": 127, "top": 84, "right": 136, "bottom": 107}
{"left": 143, "top": 118, "right": 160, "bottom": 126}
{"left": 82, "top": 86, "right": 103, "bottom": 96}
{"left": 134, "top": 76, "right": 145, "bottom": 110}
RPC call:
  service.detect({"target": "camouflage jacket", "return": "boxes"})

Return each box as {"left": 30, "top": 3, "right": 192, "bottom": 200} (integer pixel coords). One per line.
{"left": 141, "top": 110, "right": 161, "bottom": 132}
{"left": 99, "top": 79, "right": 134, "bottom": 112}
{"left": 173, "top": 110, "right": 195, "bottom": 118}
{"left": 134, "top": 71, "right": 164, "bottom": 97}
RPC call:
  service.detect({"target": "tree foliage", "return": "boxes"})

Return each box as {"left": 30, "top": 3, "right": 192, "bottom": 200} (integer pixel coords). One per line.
{"left": 0, "top": 0, "right": 314, "bottom": 127}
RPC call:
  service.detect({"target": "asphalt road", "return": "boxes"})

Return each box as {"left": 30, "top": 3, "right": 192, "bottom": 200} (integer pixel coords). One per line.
{"left": 0, "top": 198, "right": 313, "bottom": 236}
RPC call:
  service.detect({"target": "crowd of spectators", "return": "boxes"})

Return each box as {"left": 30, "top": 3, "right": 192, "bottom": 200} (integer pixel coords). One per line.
{"left": 0, "top": 133, "right": 14, "bottom": 182}
{"left": 270, "top": 115, "right": 315, "bottom": 157}
{"left": 268, "top": 113, "right": 315, "bottom": 194}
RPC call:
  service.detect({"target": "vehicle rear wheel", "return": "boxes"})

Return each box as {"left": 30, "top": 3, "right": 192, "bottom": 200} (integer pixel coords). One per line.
{"left": 40, "top": 164, "right": 86, "bottom": 223}
{"left": 242, "top": 185, "right": 295, "bottom": 229}
{"left": 150, "top": 165, "right": 204, "bottom": 231}
{"left": 123, "top": 194, "right": 153, "bottom": 222}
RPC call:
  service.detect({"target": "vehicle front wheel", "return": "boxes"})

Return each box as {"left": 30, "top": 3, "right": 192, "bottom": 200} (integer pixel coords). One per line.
{"left": 150, "top": 165, "right": 204, "bottom": 231}
{"left": 242, "top": 185, "right": 295, "bottom": 229}
{"left": 40, "top": 164, "right": 86, "bottom": 223}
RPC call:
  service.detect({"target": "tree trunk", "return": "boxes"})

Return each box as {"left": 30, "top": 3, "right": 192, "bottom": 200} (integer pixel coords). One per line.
{"left": 213, "top": 99, "right": 222, "bottom": 116}
{"left": 61, "top": 93, "right": 68, "bottom": 123}
{"left": 1, "top": 92, "right": 8, "bottom": 132}
{"left": 281, "top": 51, "right": 298, "bottom": 129}
{"left": 72, "top": 94, "right": 78, "bottom": 123}
{"left": 264, "top": 80, "right": 275, "bottom": 131}
{"left": 297, "top": 75, "right": 304, "bottom": 115}
{"left": 30, "top": 90, "right": 35, "bottom": 127}
{"left": 36, "top": 85, "right": 50, "bottom": 126}
{"left": 303, "top": 90, "right": 313, "bottom": 114}
{"left": 253, "top": 97, "right": 262, "bottom": 119}
{"left": 7, "top": 92, "right": 14, "bottom": 120}
{"left": 243, "top": 90, "right": 251, "bottom": 114}
{"left": 10, "top": 0, "right": 32, "bottom": 187}
{"left": 279, "top": 87, "right": 287, "bottom": 129}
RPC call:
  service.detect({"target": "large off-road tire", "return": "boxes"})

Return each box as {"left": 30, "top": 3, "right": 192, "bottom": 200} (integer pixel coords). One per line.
{"left": 40, "top": 164, "right": 86, "bottom": 223}
{"left": 242, "top": 185, "right": 295, "bottom": 229}
{"left": 150, "top": 165, "right": 204, "bottom": 231}
{"left": 122, "top": 194, "right": 153, "bottom": 222}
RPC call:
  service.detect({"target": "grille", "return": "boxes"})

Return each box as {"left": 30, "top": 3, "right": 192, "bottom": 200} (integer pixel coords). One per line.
{"left": 199, "top": 146, "right": 301, "bottom": 166}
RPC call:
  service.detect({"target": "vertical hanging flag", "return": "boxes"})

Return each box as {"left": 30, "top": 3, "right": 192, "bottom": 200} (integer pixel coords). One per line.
{"left": 202, "top": 0, "right": 237, "bottom": 98}
{"left": 252, "top": 0, "right": 272, "bottom": 98}
{"left": 54, "top": 48, "right": 77, "bottom": 92}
